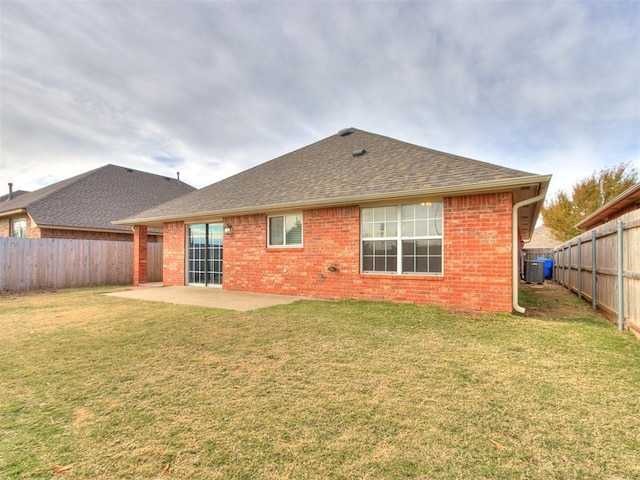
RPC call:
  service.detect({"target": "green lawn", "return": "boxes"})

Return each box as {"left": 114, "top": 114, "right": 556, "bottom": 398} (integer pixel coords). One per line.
{"left": 1, "top": 287, "right": 639, "bottom": 479}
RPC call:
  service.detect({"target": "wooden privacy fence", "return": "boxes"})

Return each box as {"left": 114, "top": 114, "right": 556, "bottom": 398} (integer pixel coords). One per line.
{"left": 553, "top": 209, "right": 640, "bottom": 337}
{"left": 0, "top": 237, "right": 162, "bottom": 291}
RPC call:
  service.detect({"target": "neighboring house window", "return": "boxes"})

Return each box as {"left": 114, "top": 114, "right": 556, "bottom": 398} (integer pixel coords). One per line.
{"left": 11, "top": 217, "right": 27, "bottom": 238}
{"left": 268, "top": 213, "right": 303, "bottom": 247}
{"left": 361, "top": 202, "right": 443, "bottom": 274}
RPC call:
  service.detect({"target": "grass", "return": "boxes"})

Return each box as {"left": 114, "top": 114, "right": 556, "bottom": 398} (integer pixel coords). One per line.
{"left": 1, "top": 286, "right": 639, "bottom": 479}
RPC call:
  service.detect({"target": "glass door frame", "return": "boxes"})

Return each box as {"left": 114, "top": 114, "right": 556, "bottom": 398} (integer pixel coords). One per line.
{"left": 186, "top": 223, "right": 223, "bottom": 287}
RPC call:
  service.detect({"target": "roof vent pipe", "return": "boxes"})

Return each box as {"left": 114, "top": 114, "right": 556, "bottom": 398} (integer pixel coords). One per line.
{"left": 7, "top": 183, "right": 13, "bottom": 201}
{"left": 177, "top": 172, "right": 180, "bottom": 183}
{"left": 352, "top": 148, "right": 367, "bottom": 157}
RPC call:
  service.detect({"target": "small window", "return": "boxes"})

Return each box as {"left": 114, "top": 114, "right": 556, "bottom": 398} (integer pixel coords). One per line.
{"left": 11, "top": 217, "right": 27, "bottom": 238}
{"left": 268, "top": 214, "right": 302, "bottom": 247}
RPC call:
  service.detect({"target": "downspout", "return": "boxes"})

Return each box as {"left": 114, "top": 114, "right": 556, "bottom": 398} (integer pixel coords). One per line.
{"left": 512, "top": 191, "right": 547, "bottom": 314}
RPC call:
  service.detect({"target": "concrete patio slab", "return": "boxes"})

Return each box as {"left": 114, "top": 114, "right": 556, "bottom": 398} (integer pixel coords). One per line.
{"left": 104, "top": 285, "right": 306, "bottom": 311}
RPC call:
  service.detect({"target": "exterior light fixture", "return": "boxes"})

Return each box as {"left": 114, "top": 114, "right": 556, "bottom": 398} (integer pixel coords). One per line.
{"left": 224, "top": 224, "right": 233, "bottom": 235}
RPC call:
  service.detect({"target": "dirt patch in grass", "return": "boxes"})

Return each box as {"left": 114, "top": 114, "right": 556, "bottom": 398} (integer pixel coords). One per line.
{"left": 521, "top": 282, "right": 605, "bottom": 321}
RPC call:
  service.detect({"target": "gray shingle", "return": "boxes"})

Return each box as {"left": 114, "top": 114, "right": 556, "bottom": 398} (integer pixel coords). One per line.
{"left": 121, "top": 128, "right": 544, "bottom": 223}
{"left": 0, "top": 190, "right": 30, "bottom": 202}
{"left": 0, "top": 165, "right": 195, "bottom": 232}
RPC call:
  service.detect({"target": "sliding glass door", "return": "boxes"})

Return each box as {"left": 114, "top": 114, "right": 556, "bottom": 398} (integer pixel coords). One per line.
{"left": 187, "top": 223, "right": 223, "bottom": 286}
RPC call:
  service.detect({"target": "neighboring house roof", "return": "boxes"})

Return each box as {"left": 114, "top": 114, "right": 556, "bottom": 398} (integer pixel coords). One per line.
{"left": 576, "top": 182, "right": 640, "bottom": 230}
{"left": 0, "top": 164, "right": 196, "bottom": 233}
{"left": 0, "top": 190, "right": 30, "bottom": 202}
{"left": 526, "top": 224, "right": 560, "bottom": 249}
{"left": 118, "top": 128, "right": 551, "bottom": 240}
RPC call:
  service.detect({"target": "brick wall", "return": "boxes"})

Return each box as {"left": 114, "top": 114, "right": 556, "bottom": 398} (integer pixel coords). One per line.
{"left": 0, "top": 217, "right": 162, "bottom": 243}
{"left": 133, "top": 225, "right": 148, "bottom": 284}
{"left": 220, "top": 193, "right": 514, "bottom": 312}
{"left": 162, "top": 221, "right": 186, "bottom": 286}
{"left": 40, "top": 228, "right": 162, "bottom": 242}
{"left": 443, "top": 193, "right": 513, "bottom": 311}
{"left": 40, "top": 228, "right": 134, "bottom": 242}
{"left": 0, "top": 218, "right": 9, "bottom": 237}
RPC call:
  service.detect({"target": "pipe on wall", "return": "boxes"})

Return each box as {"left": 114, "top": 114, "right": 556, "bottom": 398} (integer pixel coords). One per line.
{"left": 512, "top": 190, "right": 548, "bottom": 314}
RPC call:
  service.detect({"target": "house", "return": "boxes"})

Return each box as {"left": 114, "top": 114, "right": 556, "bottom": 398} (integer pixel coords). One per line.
{"left": 0, "top": 165, "right": 195, "bottom": 241}
{"left": 526, "top": 224, "right": 560, "bottom": 250}
{"left": 117, "top": 128, "right": 551, "bottom": 313}
{"left": 576, "top": 182, "right": 640, "bottom": 230}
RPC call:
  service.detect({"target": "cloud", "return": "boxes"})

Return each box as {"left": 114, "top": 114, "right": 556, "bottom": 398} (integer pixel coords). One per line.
{"left": 1, "top": 0, "right": 638, "bottom": 201}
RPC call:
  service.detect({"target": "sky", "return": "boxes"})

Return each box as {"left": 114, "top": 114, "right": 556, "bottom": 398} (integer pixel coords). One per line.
{"left": 1, "top": 0, "right": 639, "bottom": 203}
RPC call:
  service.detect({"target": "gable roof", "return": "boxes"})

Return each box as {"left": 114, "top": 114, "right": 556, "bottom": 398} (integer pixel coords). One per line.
{"left": 576, "top": 182, "right": 640, "bottom": 230}
{"left": 118, "top": 128, "right": 551, "bottom": 239}
{"left": 0, "top": 164, "right": 195, "bottom": 233}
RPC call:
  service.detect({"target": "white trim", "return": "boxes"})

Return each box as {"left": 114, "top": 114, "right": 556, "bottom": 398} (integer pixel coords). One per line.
{"left": 186, "top": 283, "right": 223, "bottom": 288}
{"left": 115, "top": 175, "right": 552, "bottom": 227}
{"left": 267, "top": 213, "right": 303, "bottom": 248}
{"left": 361, "top": 203, "right": 444, "bottom": 275}
{"left": 185, "top": 223, "right": 224, "bottom": 286}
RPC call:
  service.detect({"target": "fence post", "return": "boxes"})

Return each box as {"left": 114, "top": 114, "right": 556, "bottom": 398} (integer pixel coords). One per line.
{"left": 617, "top": 220, "right": 625, "bottom": 331}
{"left": 557, "top": 247, "right": 562, "bottom": 285}
{"left": 563, "top": 245, "right": 567, "bottom": 287}
{"left": 568, "top": 242, "right": 572, "bottom": 293}
{"left": 577, "top": 237, "right": 582, "bottom": 299}
{"left": 591, "top": 229, "right": 597, "bottom": 311}
{"left": 560, "top": 246, "right": 565, "bottom": 287}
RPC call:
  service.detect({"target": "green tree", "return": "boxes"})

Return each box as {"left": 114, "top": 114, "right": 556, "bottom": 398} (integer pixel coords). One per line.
{"left": 542, "top": 163, "right": 638, "bottom": 242}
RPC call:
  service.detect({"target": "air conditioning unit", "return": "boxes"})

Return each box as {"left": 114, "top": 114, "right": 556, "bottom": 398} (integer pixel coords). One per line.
{"left": 525, "top": 261, "right": 545, "bottom": 284}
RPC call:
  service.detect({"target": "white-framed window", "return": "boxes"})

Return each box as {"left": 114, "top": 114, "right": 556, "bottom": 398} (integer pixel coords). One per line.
{"left": 268, "top": 213, "right": 303, "bottom": 247}
{"left": 361, "top": 202, "right": 443, "bottom": 275}
{"left": 11, "top": 216, "right": 27, "bottom": 238}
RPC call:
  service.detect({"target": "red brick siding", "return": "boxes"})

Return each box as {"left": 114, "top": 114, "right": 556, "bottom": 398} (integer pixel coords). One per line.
{"left": 26, "top": 215, "right": 40, "bottom": 238}
{"left": 39, "top": 228, "right": 152, "bottom": 242}
{"left": 443, "top": 193, "right": 513, "bottom": 312}
{"left": 133, "top": 225, "right": 148, "bottom": 284}
{"left": 1, "top": 219, "right": 162, "bottom": 242}
{"left": 0, "top": 218, "right": 9, "bottom": 237}
{"left": 219, "top": 193, "right": 514, "bottom": 312}
{"left": 162, "top": 221, "right": 186, "bottom": 286}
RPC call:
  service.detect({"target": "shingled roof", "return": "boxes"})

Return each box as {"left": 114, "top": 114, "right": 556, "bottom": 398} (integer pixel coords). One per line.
{"left": 0, "top": 164, "right": 195, "bottom": 233}
{"left": 0, "top": 190, "right": 29, "bottom": 202}
{"left": 119, "top": 128, "right": 550, "bottom": 238}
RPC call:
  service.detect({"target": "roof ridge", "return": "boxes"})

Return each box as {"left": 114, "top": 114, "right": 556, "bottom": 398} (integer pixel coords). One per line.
{"left": 0, "top": 165, "right": 106, "bottom": 213}
{"left": 1, "top": 163, "right": 196, "bottom": 231}
{"left": 25, "top": 165, "right": 111, "bottom": 210}
{"left": 105, "top": 163, "right": 175, "bottom": 180}
{"left": 349, "top": 128, "right": 534, "bottom": 176}
{"left": 116, "top": 127, "right": 550, "bottom": 228}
